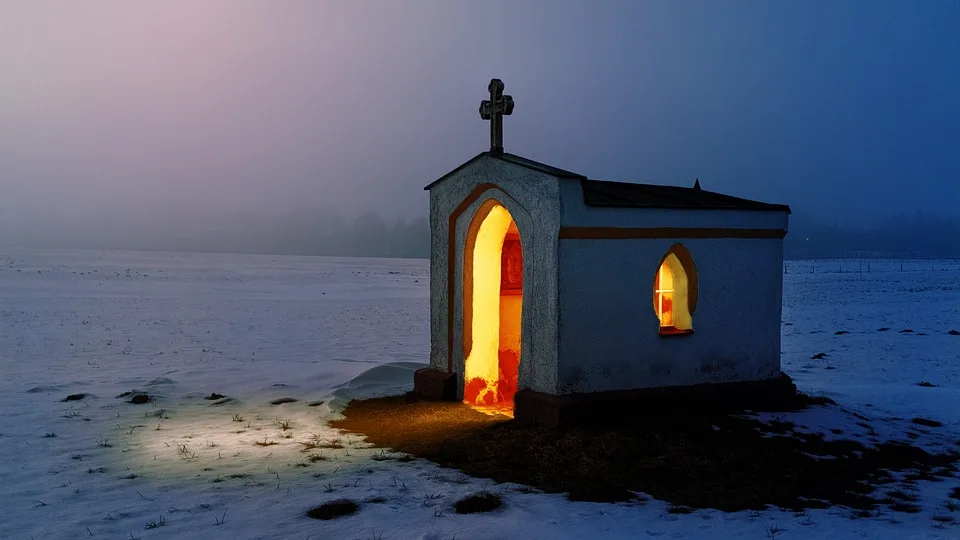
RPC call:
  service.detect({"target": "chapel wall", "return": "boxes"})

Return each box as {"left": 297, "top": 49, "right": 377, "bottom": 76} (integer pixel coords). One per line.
{"left": 429, "top": 156, "right": 564, "bottom": 396}
{"left": 555, "top": 236, "right": 784, "bottom": 394}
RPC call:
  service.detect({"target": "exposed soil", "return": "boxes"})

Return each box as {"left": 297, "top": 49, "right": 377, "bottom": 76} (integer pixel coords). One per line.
{"left": 455, "top": 492, "right": 503, "bottom": 514}
{"left": 330, "top": 393, "right": 959, "bottom": 511}
{"left": 306, "top": 499, "right": 359, "bottom": 520}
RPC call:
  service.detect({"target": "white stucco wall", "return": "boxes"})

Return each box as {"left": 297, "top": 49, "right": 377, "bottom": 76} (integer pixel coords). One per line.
{"left": 430, "top": 160, "right": 788, "bottom": 397}
{"left": 428, "top": 156, "right": 562, "bottom": 396}
{"left": 558, "top": 178, "right": 790, "bottom": 230}
{"left": 556, "top": 235, "right": 785, "bottom": 393}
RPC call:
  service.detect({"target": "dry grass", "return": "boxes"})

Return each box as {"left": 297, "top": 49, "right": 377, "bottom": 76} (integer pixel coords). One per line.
{"left": 330, "top": 393, "right": 959, "bottom": 511}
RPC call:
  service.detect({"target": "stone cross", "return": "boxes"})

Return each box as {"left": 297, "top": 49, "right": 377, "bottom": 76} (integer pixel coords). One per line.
{"left": 479, "top": 79, "right": 514, "bottom": 154}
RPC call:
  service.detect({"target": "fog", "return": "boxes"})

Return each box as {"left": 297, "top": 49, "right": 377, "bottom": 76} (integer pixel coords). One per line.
{"left": 2, "top": 1, "right": 957, "bottom": 254}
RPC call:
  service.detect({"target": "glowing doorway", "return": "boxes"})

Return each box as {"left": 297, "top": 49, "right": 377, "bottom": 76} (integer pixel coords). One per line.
{"left": 463, "top": 202, "right": 522, "bottom": 416}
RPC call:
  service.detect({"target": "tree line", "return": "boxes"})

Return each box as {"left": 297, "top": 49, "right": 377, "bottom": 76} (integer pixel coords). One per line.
{"left": 9, "top": 207, "right": 959, "bottom": 261}
{"left": 8, "top": 208, "right": 430, "bottom": 259}
{"left": 785, "top": 212, "right": 960, "bottom": 259}
{"left": 142, "top": 209, "right": 432, "bottom": 258}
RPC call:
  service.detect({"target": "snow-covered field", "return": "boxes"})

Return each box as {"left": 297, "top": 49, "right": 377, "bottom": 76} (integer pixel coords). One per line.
{"left": 1, "top": 250, "right": 958, "bottom": 540}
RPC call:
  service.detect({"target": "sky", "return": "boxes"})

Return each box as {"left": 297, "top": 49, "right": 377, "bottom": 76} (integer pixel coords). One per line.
{"left": 1, "top": 0, "right": 958, "bottom": 233}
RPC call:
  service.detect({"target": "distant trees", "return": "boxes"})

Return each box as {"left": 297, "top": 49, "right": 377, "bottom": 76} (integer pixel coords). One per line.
{"left": 350, "top": 211, "right": 388, "bottom": 256}
{"left": 14, "top": 204, "right": 959, "bottom": 261}
{"left": 387, "top": 216, "right": 430, "bottom": 258}
{"left": 785, "top": 212, "right": 960, "bottom": 259}
{"left": 244, "top": 208, "right": 959, "bottom": 260}
{"left": 40, "top": 207, "right": 433, "bottom": 259}
{"left": 257, "top": 209, "right": 429, "bottom": 258}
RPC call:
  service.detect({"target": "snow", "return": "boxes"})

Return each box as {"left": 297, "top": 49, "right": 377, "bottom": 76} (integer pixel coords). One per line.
{"left": 781, "top": 259, "right": 960, "bottom": 426}
{"left": 1, "top": 250, "right": 958, "bottom": 539}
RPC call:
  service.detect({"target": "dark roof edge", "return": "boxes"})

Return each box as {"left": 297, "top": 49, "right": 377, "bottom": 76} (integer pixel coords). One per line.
{"left": 582, "top": 179, "right": 792, "bottom": 214}
{"left": 424, "top": 152, "right": 488, "bottom": 191}
{"left": 424, "top": 151, "right": 586, "bottom": 190}
{"left": 684, "top": 187, "right": 792, "bottom": 214}
{"left": 584, "top": 199, "right": 793, "bottom": 214}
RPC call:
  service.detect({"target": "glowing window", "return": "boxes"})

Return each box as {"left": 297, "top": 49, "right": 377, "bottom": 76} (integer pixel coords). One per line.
{"left": 654, "top": 263, "right": 675, "bottom": 327}
{"left": 653, "top": 245, "right": 696, "bottom": 335}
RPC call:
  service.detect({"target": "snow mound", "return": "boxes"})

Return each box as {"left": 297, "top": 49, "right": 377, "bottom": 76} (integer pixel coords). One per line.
{"left": 26, "top": 384, "right": 69, "bottom": 393}
{"left": 329, "top": 361, "right": 425, "bottom": 411}
{"left": 144, "top": 377, "right": 176, "bottom": 386}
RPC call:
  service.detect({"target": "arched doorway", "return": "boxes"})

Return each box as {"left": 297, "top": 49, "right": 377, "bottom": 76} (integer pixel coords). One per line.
{"left": 462, "top": 200, "right": 522, "bottom": 415}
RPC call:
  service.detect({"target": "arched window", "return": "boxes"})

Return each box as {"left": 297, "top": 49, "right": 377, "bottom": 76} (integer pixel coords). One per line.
{"left": 653, "top": 245, "right": 697, "bottom": 335}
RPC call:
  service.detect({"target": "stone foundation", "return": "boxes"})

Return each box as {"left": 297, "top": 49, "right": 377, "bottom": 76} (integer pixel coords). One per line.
{"left": 413, "top": 367, "right": 458, "bottom": 401}
{"left": 514, "top": 373, "right": 798, "bottom": 428}
{"left": 413, "top": 368, "right": 798, "bottom": 428}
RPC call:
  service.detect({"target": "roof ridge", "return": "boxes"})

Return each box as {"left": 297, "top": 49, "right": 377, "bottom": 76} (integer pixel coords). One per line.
{"left": 425, "top": 151, "right": 585, "bottom": 190}
{"left": 581, "top": 178, "right": 791, "bottom": 213}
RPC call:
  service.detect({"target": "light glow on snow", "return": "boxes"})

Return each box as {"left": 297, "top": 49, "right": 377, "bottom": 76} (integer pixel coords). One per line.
{"left": 127, "top": 405, "right": 347, "bottom": 477}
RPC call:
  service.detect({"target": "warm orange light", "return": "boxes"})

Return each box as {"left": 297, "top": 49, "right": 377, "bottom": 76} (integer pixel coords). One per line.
{"left": 654, "top": 253, "right": 692, "bottom": 331}
{"left": 464, "top": 204, "right": 521, "bottom": 413}
{"left": 655, "top": 263, "right": 675, "bottom": 326}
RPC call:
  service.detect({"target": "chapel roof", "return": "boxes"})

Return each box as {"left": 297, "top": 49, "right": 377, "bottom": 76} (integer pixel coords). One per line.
{"left": 426, "top": 152, "right": 790, "bottom": 213}
{"left": 424, "top": 151, "right": 586, "bottom": 190}
{"left": 581, "top": 179, "right": 792, "bottom": 213}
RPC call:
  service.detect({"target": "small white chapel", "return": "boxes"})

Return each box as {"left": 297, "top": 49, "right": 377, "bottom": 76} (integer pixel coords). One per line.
{"left": 413, "top": 79, "right": 794, "bottom": 426}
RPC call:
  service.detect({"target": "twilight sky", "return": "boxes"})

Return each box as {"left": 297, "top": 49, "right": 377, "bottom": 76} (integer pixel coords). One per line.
{"left": 1, "top": 1, "right": 957, "bottom": 229}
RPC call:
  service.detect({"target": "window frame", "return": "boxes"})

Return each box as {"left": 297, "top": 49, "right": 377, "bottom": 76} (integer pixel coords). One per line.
{"left": 653, "top": 246, "right": 697, "bottom": 337}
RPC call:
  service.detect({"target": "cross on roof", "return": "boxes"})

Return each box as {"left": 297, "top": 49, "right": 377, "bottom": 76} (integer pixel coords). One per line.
{"left": 479, "top": 78, "right": 514, "bottom": 154}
